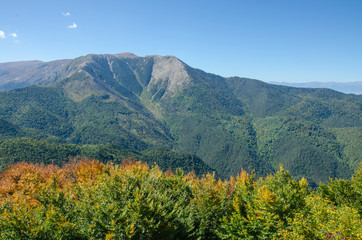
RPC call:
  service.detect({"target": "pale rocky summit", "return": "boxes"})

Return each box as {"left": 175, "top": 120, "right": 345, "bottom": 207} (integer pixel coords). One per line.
{"left": 114, "top": 52, "right": 139, "bottom": 58}
{"left": 148, "top": 56, "right": 191, "bottom": 98}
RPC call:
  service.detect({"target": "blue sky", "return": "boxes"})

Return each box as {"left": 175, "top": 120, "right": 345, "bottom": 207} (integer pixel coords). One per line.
{"left": 0, "top": 0, "right": 361, "bottom": 83}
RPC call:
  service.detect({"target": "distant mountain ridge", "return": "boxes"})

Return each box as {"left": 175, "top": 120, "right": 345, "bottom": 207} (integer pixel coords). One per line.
{"left": 0, "top": 53, "right": 361, "bottom": 186}
{"left": 0, "top": 59, "right": 71, "bottom": 91}
{"left": 270, "top": 81, "right": 362, "bottom": 95}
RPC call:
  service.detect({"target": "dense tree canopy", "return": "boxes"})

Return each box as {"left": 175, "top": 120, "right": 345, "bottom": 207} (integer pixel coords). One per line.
{"left": 0, "top": 160, "right": 361, "bottom": 239}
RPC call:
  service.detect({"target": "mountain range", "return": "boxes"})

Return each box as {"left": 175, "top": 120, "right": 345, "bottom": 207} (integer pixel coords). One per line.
{"left": 270, "top": 81, "right": 362, "bottom": 95}
{"left": 0, "top": 53, "right": 361, "bottom": 186}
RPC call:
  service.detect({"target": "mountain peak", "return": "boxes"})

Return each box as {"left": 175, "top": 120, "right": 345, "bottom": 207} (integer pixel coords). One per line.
{"left": 147, "top": 54, "right": 191, "bottom": 98}
{"left": 114, "top": 52, "right": 138, "bottom": 58}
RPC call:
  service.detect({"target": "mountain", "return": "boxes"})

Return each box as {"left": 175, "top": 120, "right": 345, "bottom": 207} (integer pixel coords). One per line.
{"left": 0, "top": 59, "right": 71, "bottom": 90}
{"left": 0, "top": 53, "right": 361, "bottom": 185}
{"left": 270, "top": 81, "right": 362, "bottom": 95}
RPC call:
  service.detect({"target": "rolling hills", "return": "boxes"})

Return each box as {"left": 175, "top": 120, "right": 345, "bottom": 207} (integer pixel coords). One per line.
{"left": 0, "top": 53, "right": 361, "bottom": 185}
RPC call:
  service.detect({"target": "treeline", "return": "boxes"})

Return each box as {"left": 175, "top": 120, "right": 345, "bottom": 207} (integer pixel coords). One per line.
{"left": 0, "top": 137, "right": 215, "bottom": 178}
{"left": 0, "top": 160, "right": 361, "bottom": 239}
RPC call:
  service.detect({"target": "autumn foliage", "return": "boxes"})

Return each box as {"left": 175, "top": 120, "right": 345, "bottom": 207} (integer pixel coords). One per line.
{"left": 0, "top": 159, "right": 361, "bottom": 239}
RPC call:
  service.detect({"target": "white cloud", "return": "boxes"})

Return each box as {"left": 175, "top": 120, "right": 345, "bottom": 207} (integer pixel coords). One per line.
{"left": 62, "top": 12, "right": 70, "bottom": 16}
{"left": 9, "top": 33, "right": 17, "bottom": 38}
{"left": 67, "top": 22, "right": 77, "bottom": 29}
{"left": 0, "top": 30, "right": 5, "bottom": 39}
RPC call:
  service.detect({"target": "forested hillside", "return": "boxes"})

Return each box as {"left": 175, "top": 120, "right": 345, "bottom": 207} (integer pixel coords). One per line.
{"left": 0, "top": 53, "right": 361, "bottom": 185}
{"left": 270, "top": 81, "right": 362, "bottom": 95}
{"left": 0, "top": 138, "right": 214, "bottom": 178}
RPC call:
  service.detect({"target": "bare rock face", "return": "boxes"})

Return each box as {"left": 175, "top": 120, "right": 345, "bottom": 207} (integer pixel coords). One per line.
{"left": 148, "top": 56, "right": 191, "bottom": 98}
{"left": 0, "top": 54, "right": 193, "bottom": 98}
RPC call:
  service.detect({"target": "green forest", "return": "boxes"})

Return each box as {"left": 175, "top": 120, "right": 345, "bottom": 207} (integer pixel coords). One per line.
{"left": 0, "top": 159, "right": 361, "bottom": 239}
{"left": 0, "top": 137, "right": 214, "bottom": 178}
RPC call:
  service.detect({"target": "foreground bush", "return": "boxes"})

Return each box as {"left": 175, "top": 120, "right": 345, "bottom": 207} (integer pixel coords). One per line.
{"left": 0, "top": 159, "right": 361, "bottom": 239}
